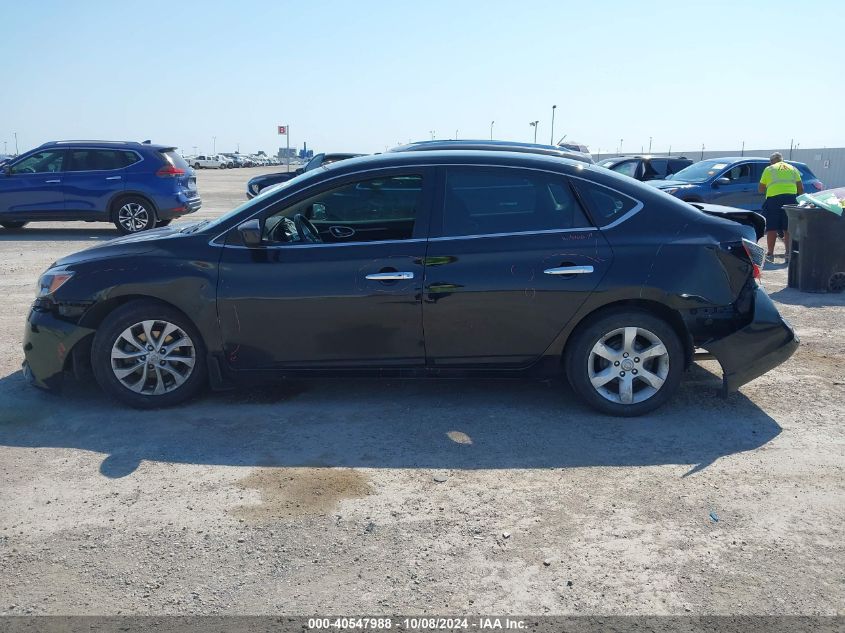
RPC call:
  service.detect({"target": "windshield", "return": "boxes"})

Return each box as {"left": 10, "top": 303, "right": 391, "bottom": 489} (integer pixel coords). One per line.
{"left": 597, "top": 158, "right": 621, "bottom": 167}
{"left": 670, "top": 159, "right": 731, "bottom": 183}
{"left": 201, "top": 167, "right": 329, "bottom": 232}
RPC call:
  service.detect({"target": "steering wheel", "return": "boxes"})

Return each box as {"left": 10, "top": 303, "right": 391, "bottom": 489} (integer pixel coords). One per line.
{"left": 293, "top": 213, "right": 322, "bottom": 243}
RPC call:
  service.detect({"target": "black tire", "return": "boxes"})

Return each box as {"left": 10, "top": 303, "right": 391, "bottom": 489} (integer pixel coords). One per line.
{"left": 156, "top": 219, "right": 172, "bottom": 228}
{"left": 91, "top": 300, "right": 207, "bottom": 409}
{"left": 564, "top": 309, "right": 684, "bottom": 417}
{"left": 0, "top": 221, "right": 28, "bottom": 229}
{"left": 194, "top": 162, "right": 201, "bottom": 169}
{"left": 112, "top": 196, "right": 156, "bottom": 235}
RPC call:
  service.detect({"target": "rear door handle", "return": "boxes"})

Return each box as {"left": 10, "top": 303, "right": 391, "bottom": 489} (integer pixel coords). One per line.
{"left": 105, "top": 176, "right": 122, "bottom": 181}
{"left": 365, "top": 272, "right": 414, "bottom": 281}
{"left": 45, "top": 179, "right": 61, "bottom": 184}
{"left": 544, "top": 265, "right": 594, "bottom": 275}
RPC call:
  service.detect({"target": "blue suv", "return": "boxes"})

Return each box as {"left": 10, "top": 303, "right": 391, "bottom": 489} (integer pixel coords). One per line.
{"left": 647, "top": 157, "right": 823, "bottom": 210}
{"left": 0, "top": 141, "right": 201, "bottom": 234}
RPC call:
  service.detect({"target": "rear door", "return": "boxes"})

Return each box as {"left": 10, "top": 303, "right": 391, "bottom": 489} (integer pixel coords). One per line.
{"left": 63, "top": 149, "right": 132, "bottom": 218}
{"left": 0, "top": 149, "right": 66, "bottom": 218}
{"left": 422, "top": 165, "right": 613, "bottom": 368}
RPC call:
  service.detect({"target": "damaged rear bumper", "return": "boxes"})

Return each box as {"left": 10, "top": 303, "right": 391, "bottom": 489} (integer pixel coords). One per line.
{"left": 705, "top": 287, "right": 799, "bottom": 392}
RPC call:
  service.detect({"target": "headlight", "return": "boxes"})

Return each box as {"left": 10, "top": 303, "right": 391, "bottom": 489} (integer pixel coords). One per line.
{"left": 250, "top": 183, "right": 260, "bottom": 194}
{"left": 36, "top": 270, "right": 74, "bottom": 297}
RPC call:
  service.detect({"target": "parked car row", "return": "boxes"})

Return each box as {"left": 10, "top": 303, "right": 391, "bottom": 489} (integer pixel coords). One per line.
{"left": 184, "top": 154, "right": 288, "bottom": 169}
{"left": 21, "top": 140, "right": 798, "bottom": 415}
{"left": 597, "top": 154, "right": 823, "bottom": 210}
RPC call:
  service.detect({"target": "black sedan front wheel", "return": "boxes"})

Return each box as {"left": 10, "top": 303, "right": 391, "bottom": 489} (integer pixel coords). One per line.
{"left": 92, "top": 300, "right": 207, "bottom": 408}
{"left": 566, "top": 309, "right": 683, "bottom": 417}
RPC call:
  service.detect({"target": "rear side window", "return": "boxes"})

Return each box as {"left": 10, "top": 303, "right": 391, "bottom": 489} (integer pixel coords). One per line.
{"left": 66, "top": 149, "right": 137, "bottom": 171}
{"left": 442, "top": 167, "right": 591, "bottom": 237}
{"left": 643, "top": 159, "right": 668, "bottom": 179}
{"left": 161, "top": 150, "right": 189, "bottom": 171}
{"left": 571, "top": 179, "right": 639, "bottom": 227}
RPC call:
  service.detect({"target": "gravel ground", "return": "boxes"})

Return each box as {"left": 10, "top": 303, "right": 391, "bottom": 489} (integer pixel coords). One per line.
{"left": 0, "top": 167, "right": 842, "bottom": 616}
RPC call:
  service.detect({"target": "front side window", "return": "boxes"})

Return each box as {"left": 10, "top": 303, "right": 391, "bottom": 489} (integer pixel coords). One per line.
{"left": 442, "top": 167, "right": 591, "bottom": 237}
{"left": 610, "top": 160, "right": 639, "bottom": 179}
{"left": 10, "top": 150, "right": 65, "bottom": 174}
{"left": 722, "top": 163, "right": 753, "bottom": 183}
{"left": 264, "top": 174, "right": 423, "bottom": 244}
{"left": 572, "top": 179, "right": 639, "bottom": 227}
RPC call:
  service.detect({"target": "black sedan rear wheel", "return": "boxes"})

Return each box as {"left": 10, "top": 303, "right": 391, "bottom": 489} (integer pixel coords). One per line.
{"left": 565, "top": 309, "right": 684, "bottom": 417}
{"left": 91, "top": 300, "right": 207, "bottom": 408}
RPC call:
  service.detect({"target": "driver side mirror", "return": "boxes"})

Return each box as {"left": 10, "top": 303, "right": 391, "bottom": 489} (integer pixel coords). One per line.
{"left": 237, "top": 219, "right": 263, "bottom": 247}
{"left": 714, "top": 177, "right": 731, "bottom": 187}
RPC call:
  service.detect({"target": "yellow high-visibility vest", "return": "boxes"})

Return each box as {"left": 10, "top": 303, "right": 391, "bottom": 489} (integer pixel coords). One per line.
{"left": 760, "top": 162, "right": 800, "bottom": 198}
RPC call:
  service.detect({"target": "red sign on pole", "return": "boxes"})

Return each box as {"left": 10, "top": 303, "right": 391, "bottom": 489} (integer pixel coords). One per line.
{"left": 277, "top": 125, "right": 288, "bottom": 135}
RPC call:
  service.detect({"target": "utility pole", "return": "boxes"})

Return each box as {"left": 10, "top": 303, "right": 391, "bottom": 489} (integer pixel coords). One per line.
{"left": 619, "top": 138, "right": 623, "bottom": 155}
{"left": 530, "top": 121, "right": 539, "bottom": 143}
{"left": 668, "top": 145, "right": 672, "bottom": 157}
{"left": 741, "top": 140, "right": 745, "bottom": 156}
{"left": 212, "top": 136, "right": 216, "bottom": 155}
{"left": 490, "top": 121, "right": 494, "bottom": 140}
{"left": 648, "top": 136, "right": 652, "bottom": 154}
{"left": 700, "top": 144, "right": 705, "bottom": 160}
{"left": 550, "top": 105, "right": 557, "bottom": 145}
{"left": 455, "top": 129, "right": 459, "bottom": 140}
{"left": 14, "top": 132, "right": 18, "bottom": 154}
{"left": 789, "top": 138, "right": 794, "bottom": 160}
{"left": 430, "top": 130, "right": 435, "bottom": 140}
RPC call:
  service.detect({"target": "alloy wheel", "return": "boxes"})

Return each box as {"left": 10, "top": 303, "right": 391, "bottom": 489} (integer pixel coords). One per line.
{"left": 110, "top": 319, "right": 196, "bottom": 395}
{"left": 117, "top": 202, "right": 151, "bottom": 233}
{"left": 587, "top": 326, "right": 670, "bottom": 405}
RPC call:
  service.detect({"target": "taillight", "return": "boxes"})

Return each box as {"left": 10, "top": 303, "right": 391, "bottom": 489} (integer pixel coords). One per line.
{"left": 813, "top": 181, "right": 824, "bottom": 191}
{"left": 156, "top": 164, "right": 186, "bottom": 177}
{"left": 741, "top": 238, "right": 765, "bottom": 279}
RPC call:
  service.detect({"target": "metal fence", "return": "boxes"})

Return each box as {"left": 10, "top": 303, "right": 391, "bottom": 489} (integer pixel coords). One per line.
{"left": 594, "top": 147, "right": 845, "bottom": 189}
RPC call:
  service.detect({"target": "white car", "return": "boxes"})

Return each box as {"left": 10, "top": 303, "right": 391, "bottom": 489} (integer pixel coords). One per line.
{"left": 190, "top": 155, "right": 225, "bottom": 169}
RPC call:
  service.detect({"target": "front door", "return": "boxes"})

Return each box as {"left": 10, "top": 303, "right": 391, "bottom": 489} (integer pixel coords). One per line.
{"left": 422, "top": 165, "right": 614, "bottom": 367}
{"left": 0, "top": 149, "right": 66, "bottom": 219}
{"left": 217, "top": 169, "right": 433, "bottom": 370}
{"left": 710, "top": 162, "right": 761, "bottom": 210}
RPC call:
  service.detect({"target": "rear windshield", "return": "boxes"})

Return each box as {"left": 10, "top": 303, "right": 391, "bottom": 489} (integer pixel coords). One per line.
{"left": 161, "top": 150, "right": 190, "bottom": 170}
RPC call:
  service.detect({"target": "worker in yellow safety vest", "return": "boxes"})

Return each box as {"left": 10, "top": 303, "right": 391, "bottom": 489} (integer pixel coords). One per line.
{"left": 758, "top": 152, "right": 803, "bottom": 263}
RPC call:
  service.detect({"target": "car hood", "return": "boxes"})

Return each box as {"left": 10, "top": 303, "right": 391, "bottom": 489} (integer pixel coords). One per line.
{"left": 646, "top": 179, "right": 695, "bottom": 189}
{"left": 53, "top": 224, "right": 194, "bottom": 267}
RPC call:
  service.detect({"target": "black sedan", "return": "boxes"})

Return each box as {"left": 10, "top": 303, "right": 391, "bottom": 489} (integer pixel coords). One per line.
{"left": 245, "top": 152, "right": 363, "bottom": 198}
{"left": 23, "top": 150, "right": 797, "bottom": 416}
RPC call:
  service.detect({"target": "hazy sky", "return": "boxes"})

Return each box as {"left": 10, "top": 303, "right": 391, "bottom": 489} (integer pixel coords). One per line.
{"left": 1, "top": 0, "right": 842, "bottom": 157}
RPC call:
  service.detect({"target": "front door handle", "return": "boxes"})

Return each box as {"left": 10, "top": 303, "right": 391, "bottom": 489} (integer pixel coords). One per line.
{"left": 365, "top": 272, "right": 414, "bottom": 281}
{"left": 544, "top": 265, "right": 594, "bottom": 275}
{"left": 105, "top": 176, "right": 122, "bottom": 181}
{"left": 45, "top": 179, "right": 61, "bottom": 184}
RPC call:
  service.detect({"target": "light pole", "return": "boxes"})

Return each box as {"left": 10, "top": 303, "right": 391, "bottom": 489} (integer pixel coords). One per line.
{"left": 550, "top": 105, "right": 557, "bottom": 145}
{"left": 430, "top": 130, "right": 435, "bottom": 140}
{"left": 741, "top": 141, "right": 744, "bottom": 157}
{"left": 455, "top": 129, "right": 459, "bottom": 140}
{"left": 212, "top": 136, "right": 217, "bottom": 155}
{"left": 490, "top": 121, "right": 494, "bottom": 140}
{"left": 648, "top": 136, "right": 652, "bottom": 154}
{"left": 700, "top": 144, "right": 705, "bottom": 160}
{"left": 618, "top": 138, "right": 623, "bottom": 155}
{"left": 14, "top": 132, "right": 18, "bottom": 155}
{"left": 530, "top": 121, "right": 539, "bottom": 143}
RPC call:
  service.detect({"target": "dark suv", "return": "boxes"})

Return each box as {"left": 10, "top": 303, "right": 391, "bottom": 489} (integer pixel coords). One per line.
{"left": 597, "top": 156, "right": 693, "bottom": 181}
{"left": 0, "top": 140, "right": 201, "bottom": 234}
